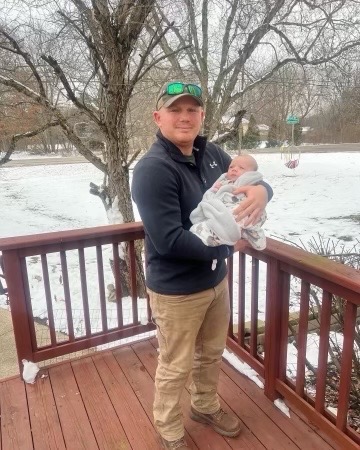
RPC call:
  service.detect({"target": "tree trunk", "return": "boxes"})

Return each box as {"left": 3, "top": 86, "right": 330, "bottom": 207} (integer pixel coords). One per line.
{"left": 107, "top": 115, "right": 146, "bottom": 298}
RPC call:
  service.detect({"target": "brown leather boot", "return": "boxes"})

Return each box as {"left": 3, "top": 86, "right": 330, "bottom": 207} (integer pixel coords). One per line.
{"left": 190, "top": 406, "right": 242, "bottom": 437}
{"left": 160, "top": 436, "right": 188, "bottom": 449}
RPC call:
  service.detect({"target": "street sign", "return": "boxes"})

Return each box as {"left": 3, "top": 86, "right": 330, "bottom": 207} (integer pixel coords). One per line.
{"left": 286, "top": 115, "right": 299, "bottom": 125}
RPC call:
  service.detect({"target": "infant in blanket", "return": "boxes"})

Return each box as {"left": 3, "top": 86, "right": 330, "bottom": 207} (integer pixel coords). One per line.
{"left": 189, "top": 154, "right": 267, "bottom": 253}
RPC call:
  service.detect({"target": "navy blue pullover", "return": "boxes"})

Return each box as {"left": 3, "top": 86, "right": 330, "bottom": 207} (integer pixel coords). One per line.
{"left": 132, "top": 131, "right": 273, "bottom": 295}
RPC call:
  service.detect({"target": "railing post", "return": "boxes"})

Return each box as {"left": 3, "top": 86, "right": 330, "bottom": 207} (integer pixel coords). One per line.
{"left": 2, "top": 250, "right": 34, "bottom": 370}
{"left": 264, "top": 257, "right": 282, "bottom": 400}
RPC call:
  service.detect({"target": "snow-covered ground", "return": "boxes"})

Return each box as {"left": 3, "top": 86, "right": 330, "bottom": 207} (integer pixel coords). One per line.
{"left": 2, "top": 152, "right": 359, "bottom": 242}
{"left": 1, "top": 152, "right": 359, "bottom": 377}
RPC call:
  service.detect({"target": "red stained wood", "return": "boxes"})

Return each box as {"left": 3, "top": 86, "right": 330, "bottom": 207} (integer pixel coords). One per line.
{"left": 336, "top": 301, "right": 357, "bottom": 430}
{"left": 2, "top": 251, "right": 34, "bottom": 364}
{"left": 315, "top": 291, "right": 332, "bottom": 413}
{"left": 140, "top": 339, "right": 266, "bottom": 450}
{"left": 0, "top": 378, "right": 32, "bottom": 449}
{"left": 128, "top": 241, "right": 138, "bottom": 324}
{"left": 25, "top": 372, "right": 65, "bottom": 449}
{"left": 218, "top": 370, "right": 298, "bottom": 450}
{"left": 0, "top": 222, "right": 145, "bottom": 252}
{"left": 237, "top": 252, "right": 246, "bottom": 347}
{"left": 49, "top": 362, "right": 98, "bottom": 449}
{"left": 71, "top": 357, "right": 130, "bottom": 449}
{"left": 1, "top": 222, "right": 359, "bottom": 449}
{"left": 264, "top": 258, "right": 282, "bottom": 399}
{"left": 222, "top": 360, "right": 335, "bottom": 450}
{"left": 112, "top": 243, "right": 124, "bottom": 327}
{"left": 0, "top": 342, "right": 340, "bottom": 450}
{"left": 250, "top": 257, "right": 259, "bottom": 357}
{"left": 95, "top": 245, "right": 107, "bottom": 332}
{"left": 296, "top": 280, "right": 310, "bottom": 396}
{"left": 92, "top": 351, "right": 159, "bottom": 449}
{"left": 78, "top": 247, "right": 91, "bottom": 337}
{"left": 227, "top": 255, "right": 234, "bottom": 338}
{"left": 41, "top": 254, "right": 57, "bottom": 346}
{"left": 60, "top": 251, "right": 74, "bottom": 340}
{"left": 113, "top": 344, "right": 198, "bottom": 449}
{"left": 276, "top": 380, "right": 358, "bottom": 450}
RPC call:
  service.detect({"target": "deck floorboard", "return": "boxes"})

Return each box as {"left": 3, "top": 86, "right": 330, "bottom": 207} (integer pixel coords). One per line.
{"left": 0, "top": 339, "right": 337, "bottom": 449}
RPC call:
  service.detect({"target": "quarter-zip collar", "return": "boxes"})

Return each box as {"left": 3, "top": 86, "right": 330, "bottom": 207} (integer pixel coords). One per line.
{"left": 156, "top": 130, "right": 207, "bottom": 168}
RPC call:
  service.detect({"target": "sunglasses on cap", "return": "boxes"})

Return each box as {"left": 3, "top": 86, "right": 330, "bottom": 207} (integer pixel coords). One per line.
{"left": 166, "top": 82, "right": 202, "bottom": 97}
{"left": 156, "top": 82, "right": 203, "bottom": 109}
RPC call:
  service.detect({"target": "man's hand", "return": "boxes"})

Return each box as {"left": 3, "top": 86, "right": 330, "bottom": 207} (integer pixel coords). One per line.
{"left": 233, "top": 239, "right": 249, "bottom": 253}
{"left": 232, "top": 184, "right": 268, "bottom": 226}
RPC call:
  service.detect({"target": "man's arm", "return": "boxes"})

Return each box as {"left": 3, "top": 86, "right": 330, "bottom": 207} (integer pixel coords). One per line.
{"left": 132, "top": 157, "right": 233, "bottom": 261}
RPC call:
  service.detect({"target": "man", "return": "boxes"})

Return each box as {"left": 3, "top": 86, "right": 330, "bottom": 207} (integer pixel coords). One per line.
{"left": 132, "top": 81, "right": 272, "bottom": 449}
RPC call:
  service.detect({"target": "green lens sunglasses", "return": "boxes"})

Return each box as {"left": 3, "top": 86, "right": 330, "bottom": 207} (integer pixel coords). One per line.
{"left": 166, "top": 82, "right": 202, "bottom": 97}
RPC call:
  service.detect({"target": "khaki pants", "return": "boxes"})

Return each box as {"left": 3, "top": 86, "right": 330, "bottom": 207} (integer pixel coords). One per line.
{"left": 148, "top": 277, "right": 230, "bottom": 441}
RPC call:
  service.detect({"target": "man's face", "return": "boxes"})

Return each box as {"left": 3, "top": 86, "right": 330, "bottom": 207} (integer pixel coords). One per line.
{"left": 153, "top": 96, "right": 204, "bottom": 153}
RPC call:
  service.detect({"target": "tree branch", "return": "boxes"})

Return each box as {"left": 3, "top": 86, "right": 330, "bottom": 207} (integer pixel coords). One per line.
{"left": 0, "top": 26, "right": 46, "bottom": 98}
{"left": 147, "top": 9, "right": 183, "bottom": 75}
{"left": 154, "top": 2, "right": 201, "bottom": 77}
{"left": 130, "top": 20, "right": 177, "bottom": 89}
{"left": 56, "top": 10, "right": 109, "bottom": 84}
{"left": 41, "top": 54, "right": 102, "bottom": 127}
{"left": 0, "top": 121, "right": 61, "bottom": 165}
{"left": 0, "top": 75, "right": 107, "bottom": 174}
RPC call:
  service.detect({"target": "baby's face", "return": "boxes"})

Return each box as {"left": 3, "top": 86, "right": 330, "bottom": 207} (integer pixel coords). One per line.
{"left": 227, "top": 157, "right": 254, "bottom": 180}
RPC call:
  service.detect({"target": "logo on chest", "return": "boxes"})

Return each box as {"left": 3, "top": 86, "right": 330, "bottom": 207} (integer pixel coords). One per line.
{"left": 209, "top": 161, "right": 218, "bottom": 168}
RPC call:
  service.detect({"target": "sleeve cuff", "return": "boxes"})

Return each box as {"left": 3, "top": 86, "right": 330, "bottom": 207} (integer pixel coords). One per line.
{"left": 216, "top": 245, "right": 234, "bottom": 260}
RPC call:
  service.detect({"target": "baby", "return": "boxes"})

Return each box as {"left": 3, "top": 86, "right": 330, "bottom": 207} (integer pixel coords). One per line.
{"left": 190, "top": 154, "right": 267, "bottom": 253}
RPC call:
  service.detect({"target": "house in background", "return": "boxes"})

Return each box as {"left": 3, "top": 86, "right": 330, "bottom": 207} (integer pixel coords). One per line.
{"left": 218, "top": 116, "right": 270, "bottom": 144}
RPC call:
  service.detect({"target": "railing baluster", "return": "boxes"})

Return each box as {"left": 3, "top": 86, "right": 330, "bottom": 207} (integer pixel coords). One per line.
{"left": 128, "top": 241, "right": 138, "bottom": 324}
{"left": 279, "top": 271, "right": 290, "bottom": 382}
{"left": 237, "top": 252, "right": 246, "bottom": 347}
{"left": 264, "top": 258, "right": 282, "bottom": 399}
{"left": 112, "top": 243, "right": 123, "bottom": 328}
{"left": 2, "top": 251, "right": 34, "bottom": 365}
{"left": 41, "top": 254, "right": 57, "bottom": 346}
{"left": 250, "top": 257, "right": 259, "bottom": 356}
{"left": 315, "top": 290, "right": 332, "bottom": 413}
{"left": 78, "top": 247, "right": 91, "bottom": 337}
{"left": 336, "top": 300, "right": 357, "bottom": 430}
{"left": 296, "top": 280, "right": 310, "bottom": 396}
{"left": 96, "top": 245, "right": 107, "bottom": 332}
{"left": 60, "top": 250, "right": 75, "bottom": 341}
{"left": 227, "top": 255, "right": 234, "bottom": 338}
{"left": 21, "top": 257, "right": 38, "bottom": 352}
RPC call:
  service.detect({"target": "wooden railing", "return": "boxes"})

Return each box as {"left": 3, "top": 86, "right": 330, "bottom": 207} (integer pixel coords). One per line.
{"left": 0, "top": 223, "right": 155, "bottom": 364}
{"left": 0, "top": 226, "right": 359, "bottom": 449}
{"left": 227, "top": 238, "right": 360, "bottom": 450}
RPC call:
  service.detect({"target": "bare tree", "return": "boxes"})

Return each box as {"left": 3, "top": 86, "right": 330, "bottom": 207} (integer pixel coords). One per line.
{"left": 0, "top": 0, "right": 179, "bottom": 295}
{"left": 151, "top": 0, "right": 360, "bottom": 141}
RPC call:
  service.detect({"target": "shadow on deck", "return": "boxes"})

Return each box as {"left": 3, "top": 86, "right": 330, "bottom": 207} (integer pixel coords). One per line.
{"left": 0, "top": 338, "right": 336, "bottom": 450}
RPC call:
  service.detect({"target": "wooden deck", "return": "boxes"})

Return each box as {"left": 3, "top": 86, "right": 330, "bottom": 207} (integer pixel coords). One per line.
{"left": 0, "top": 338, "right": 338, "bottom": 450}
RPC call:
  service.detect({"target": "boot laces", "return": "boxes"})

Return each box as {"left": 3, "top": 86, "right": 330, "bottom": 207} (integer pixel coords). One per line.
{"left": 170, "top": 437, "right": 187, "bottom": 449}
{"left": 212, "top": 407, "right": 225, "bottom": 422}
